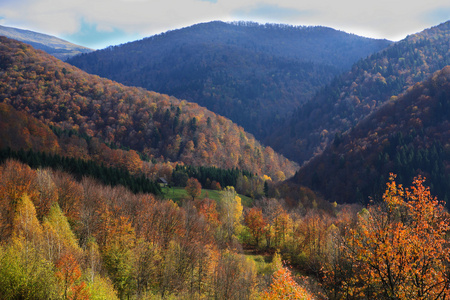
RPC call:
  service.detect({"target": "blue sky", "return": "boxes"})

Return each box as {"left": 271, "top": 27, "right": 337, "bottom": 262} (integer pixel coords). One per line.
{"left": 0, "top": 0, "right": 449, "bottom": 49}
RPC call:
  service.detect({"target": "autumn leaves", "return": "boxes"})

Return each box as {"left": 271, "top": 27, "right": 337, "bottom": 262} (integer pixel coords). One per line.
{"left": 330, "top": 174, "right": 450, "bottom": 299}
{"left": 1, "top": 159, "right": 449, "bottom": 299}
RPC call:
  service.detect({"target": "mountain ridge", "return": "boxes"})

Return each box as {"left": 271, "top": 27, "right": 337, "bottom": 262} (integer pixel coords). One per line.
{"left": 67, "top": 21, "right": 392, "bottom": 140}
{"left": 0, "top": 24, "right": 93, "bottom": 60}
{"left": 267, "top": 20, "right": 450, "bottom": 164}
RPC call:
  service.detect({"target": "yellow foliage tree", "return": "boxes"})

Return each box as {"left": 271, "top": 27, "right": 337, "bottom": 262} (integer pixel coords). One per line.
{"left": 42, "top": 203, "right": 81, "bottom": 262}
{"left": 220, "top": 186, "right": 243, "bottom": 242}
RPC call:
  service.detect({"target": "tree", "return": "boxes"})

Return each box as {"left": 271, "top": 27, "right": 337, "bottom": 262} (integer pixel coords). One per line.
{"left": 220, "top": 186, "right": 243, "bottom": 243}
{"left": 0, "top": 239, "right": 59, "bottom": 300}
{"left": 42, "top": 203, "right": 81, "bottom": 262}
{"left": 185, "top": 177, "right": 201, "bottom": 200}
{"left": 263, "top": 264, "right": 312, "bottom": 300}
{"left": 35, "top": 168, "right": 58, "bottom": 220}
{"left": 0, "top": 160, "right": 37, "bottom": 241}
{"left": 101, "top": 214, "right": 136, "bottom": 299}
{"left": 56, "top": 253, "right": 90, "bottom": 300}
{"left": 343, "top": 174, "right": 450, "bottom": 299}
{"left": 211, "top": 251, "right": 257, "bottom": 300}
{"left": 244, "top": 207, "right": 267, "bottom": 247}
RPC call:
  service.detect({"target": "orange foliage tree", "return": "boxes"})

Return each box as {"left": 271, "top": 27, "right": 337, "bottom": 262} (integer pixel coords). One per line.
{"left": 263, "top": 265, "right": 313, "bottom": 300}
{"left": 185, "top": 177, "right": 202, "bottom": 200}
{"left": 55, "top": 253, "right": 90, "bottom": 300}
{"left": 343, "top": 174, "right": 450, "bottom": 299}
{"left": 244, "top": 207, "right": 267, "bottom": 247}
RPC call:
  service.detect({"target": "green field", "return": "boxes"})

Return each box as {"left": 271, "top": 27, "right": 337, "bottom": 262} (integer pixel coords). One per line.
{"left": 161, "top": 186, "right": 253, "bottom": 206}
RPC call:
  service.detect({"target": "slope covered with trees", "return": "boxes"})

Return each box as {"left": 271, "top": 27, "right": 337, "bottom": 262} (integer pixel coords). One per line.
{"left": 269, "top": 20, "right": 450, "bottom": 163}
{"left": 292, "top": 66, "right": 450, "bottom": 205}
{"left": 0, "top": 36, "right": 297, "bottom": 179}
{"left": 2, "top": 158, "right": 447, "bottom": 299}
{"left": 67, "top": 21, "right": 391, "bottom": 139}
{"left": 0, "top": 160, "right": 256, "bottom": 298}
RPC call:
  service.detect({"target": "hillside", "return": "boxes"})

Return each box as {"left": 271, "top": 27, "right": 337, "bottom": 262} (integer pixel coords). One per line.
{"left": 0, "top": 36, "right": 297, "bottom": 180}
{"left": 0, "top": 102, "right": 60, "bottom": 153}
{"left": 292, "top": 66, "right": 450, "bottom": 204}
{"left": 268, "top": 21, "right": 450, "bottom": 163}
{"left": 67, "top": 21, "right": 391, "bottom": 139}
{"left": 0, "top": 25, "right": 93, "bottom": 60}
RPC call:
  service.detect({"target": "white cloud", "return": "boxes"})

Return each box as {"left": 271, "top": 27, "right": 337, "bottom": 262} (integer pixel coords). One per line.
{"left": 0, "top": 0, "right": 449, "bottom": 48}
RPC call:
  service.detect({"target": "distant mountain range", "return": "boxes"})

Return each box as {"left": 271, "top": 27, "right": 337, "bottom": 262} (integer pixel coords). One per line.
{"left": 0, "top": 25, "right": 93, "bottom": 60}
{"left": 67, "top": 21, "right": 392, "bottom": 140}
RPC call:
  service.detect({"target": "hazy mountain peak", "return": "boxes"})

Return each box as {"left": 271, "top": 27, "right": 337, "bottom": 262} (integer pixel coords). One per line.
{"left": 0, "top": 25, "right": 93, "bottom": 60}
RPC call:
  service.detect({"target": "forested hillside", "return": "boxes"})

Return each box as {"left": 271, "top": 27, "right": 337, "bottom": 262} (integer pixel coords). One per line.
{"left": 2, "top": 158, "right": 449, "bottom": 299}
{"left": 269, "top": 20, "right": 450, "bottom": 163}
{"left": 2, "top": 19, "right": 450, "bottom": 300}
{"left": 0, "top": 36, "right": 297, "bottom": 179}
{"left": 293, "top": 66, "right": 450, "bottom": 205}
{"left": 0, "top": 25, "right": 93, "bottom": 60}
{"left": 67, "top": 21, "right": 391, "bottom": 139}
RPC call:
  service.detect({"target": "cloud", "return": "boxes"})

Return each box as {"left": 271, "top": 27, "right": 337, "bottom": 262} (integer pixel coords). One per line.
{"left": 61, "top": 19, "right": 142, "bottom": 49}
{"left": 0, "top": 0, "right": 449, "bottom": 48}
{"left": 232, "top": 3, "right": 314, "bottom": 23}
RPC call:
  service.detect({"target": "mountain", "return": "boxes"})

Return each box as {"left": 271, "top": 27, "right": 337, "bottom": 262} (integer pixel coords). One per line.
{"left": 66, "top": 21, "right": 391, "bottom": 139}
{"left": 268, "top": 21, "right": 450, "bottom": 164}
{"left": 292, "top": 66, "right": 450, "bottom": 205}
{"left": 0, "top": 25, "right": 93, "bottom": 60}
{"left": 0, "top": 36, "right": 297, "bottom": 180}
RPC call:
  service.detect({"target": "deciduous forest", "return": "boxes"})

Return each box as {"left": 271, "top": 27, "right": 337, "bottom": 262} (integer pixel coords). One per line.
{"left": 1, "top": 159, "right": 448, "bottom": 299}
{"left": 0, "top": 37, "right": 297, "bottom": 180}
{"left": 0, "top": 18, "right": 449, "bottom": 300}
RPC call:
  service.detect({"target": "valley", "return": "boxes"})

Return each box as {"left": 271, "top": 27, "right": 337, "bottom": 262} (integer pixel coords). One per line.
{"left": 0, "top": 19, "right": 449, "bottom": 299}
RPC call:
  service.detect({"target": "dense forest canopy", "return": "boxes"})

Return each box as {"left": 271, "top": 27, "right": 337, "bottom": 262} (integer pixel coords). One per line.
{"left": 67, "top": 21, "right": 391, "bottom": 139}
{"left": 292, "top": 66, "right": 450, "bottom": 205}
{"left": 1, "top": 19, "right": 450, "bottom": 300}
{"left": 268, "top": 20, "right": 450, "bottom": 164}
{"left": 0, "top": 36, "right": 297, "bottom": 179}
{"left": 1, "top": 158, "right": 448, "bottom": 299}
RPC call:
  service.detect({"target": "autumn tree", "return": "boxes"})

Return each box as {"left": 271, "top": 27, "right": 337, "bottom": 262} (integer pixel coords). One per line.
{"left": 219, "top": 186, "right": 243, "bottom": 243}
{"left": 35, "top": 168, "right": 58, "bottom": 220}
{"left": 343, "top": 174, "right": 450, "bottom": 299}
{"left": 0, "top": 160, "right": 37, "bottom": 240}
{"left": 244, "top": 207, "right": 267, "bottom": 247}
{"left": 211, "top": 251, "right": 257, "bottom": 299}
{"left": 100, "top": 214, "right": 136, "bottom": 299}
{"left": 196, "top": 197, "right": 220, "bottom": 228}
{"left": 0, "top": 239, "right": 59, "bottom": 299}
{"left": 263, "top": 264, "right": 312, "bottom": 300}
{"left": 53, "top": 171, "right": 83, "bottom": 227}
{"left": 42, "top": 203, "right": 81, "bottom": 263}
{"left": 56, "top": 253, "right": 90, "bottom": 300}
{"left": 185, "top": 177, "right": 201, "bottom": 200}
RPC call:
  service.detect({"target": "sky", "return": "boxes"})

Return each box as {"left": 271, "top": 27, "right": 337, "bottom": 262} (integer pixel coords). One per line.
{"left": 0, "top": 0, "right": 449, "bottom": 49}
